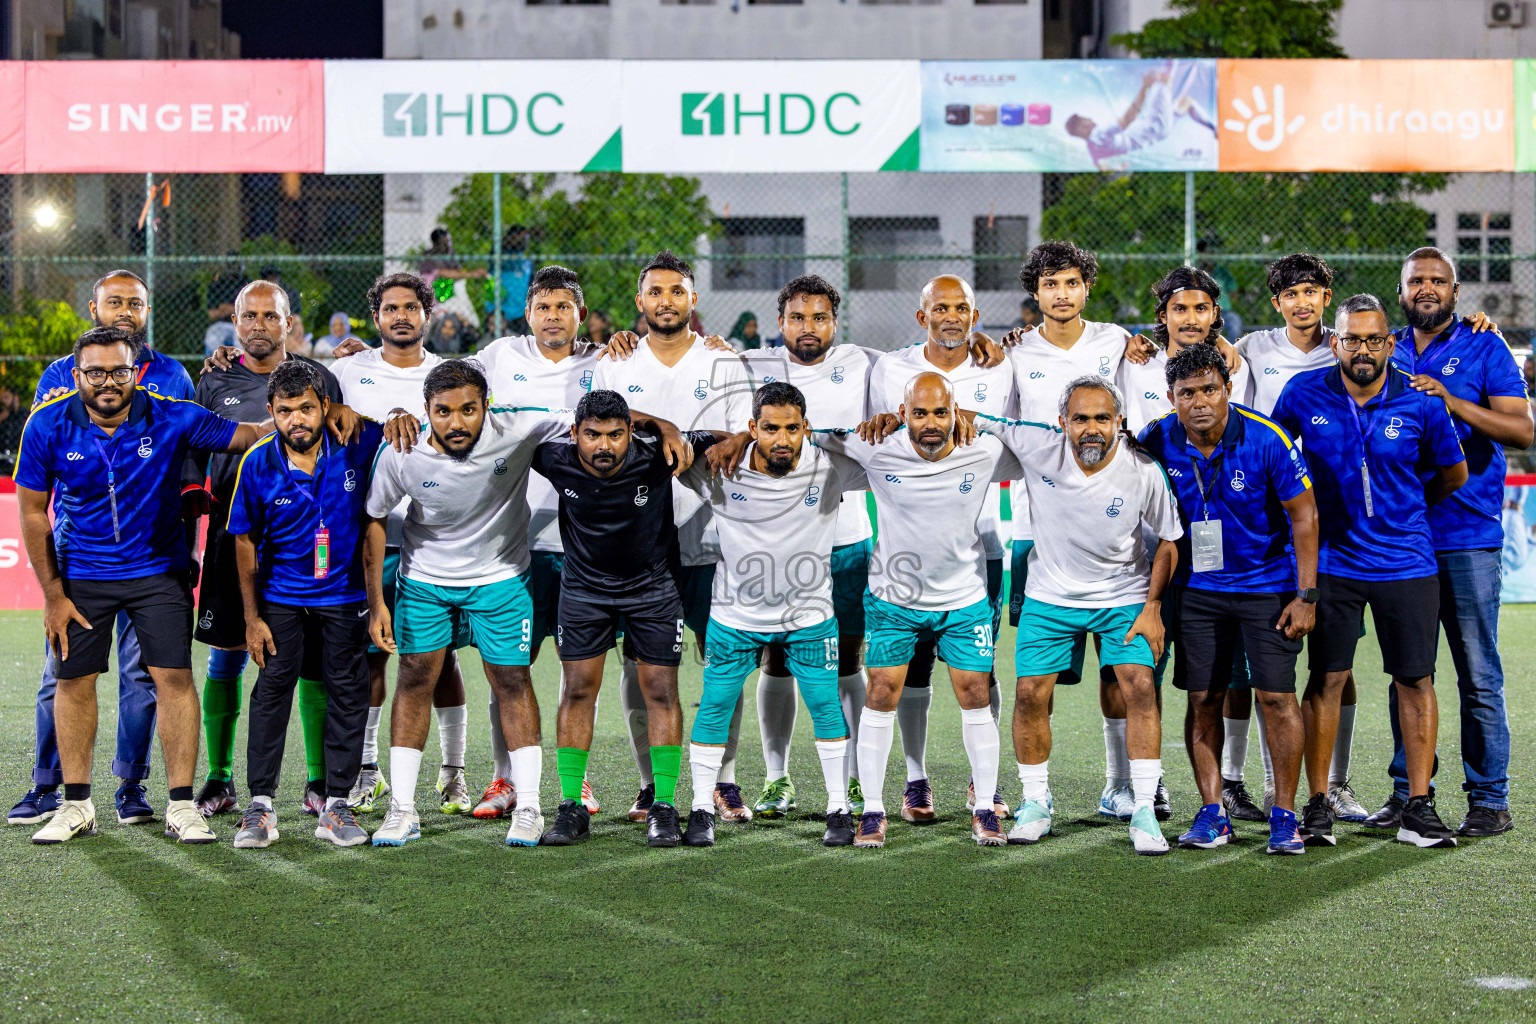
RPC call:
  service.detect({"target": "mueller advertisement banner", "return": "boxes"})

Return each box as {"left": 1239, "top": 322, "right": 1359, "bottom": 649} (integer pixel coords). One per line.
{"left": 620, "top": 60, "right": 922, "bottom": 173}
{"left": 1217, "top": 59, "right": 1514, "bottom": 172}
{"left": 323, "top": 60, "right": 624, "bottom": 173}
{"left": 23, "top": 60, "right": 324, "bottom": 173}
{"left": 919, "top": 59, "right": 1218, "bottom": 172}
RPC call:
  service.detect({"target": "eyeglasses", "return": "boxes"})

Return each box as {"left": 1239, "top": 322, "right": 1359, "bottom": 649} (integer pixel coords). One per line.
{"left": 1338, "top": 335, "right": 1392, "bottom": 353}
{"left": 80, "top": 367, "right": 136, "bottom": 385}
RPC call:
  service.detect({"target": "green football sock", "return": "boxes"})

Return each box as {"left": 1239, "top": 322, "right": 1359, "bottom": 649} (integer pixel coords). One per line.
{"left": 201, "top": 676, "right": 242, "bottom": 782}
{"left": 297, "top": 677, "right": 329, "bottom": 784}
{"left": 650, "top": 745, "right": 682, "bottom": 805}
{"left": 557, "top": 747, "right": 590, "bottom": 802}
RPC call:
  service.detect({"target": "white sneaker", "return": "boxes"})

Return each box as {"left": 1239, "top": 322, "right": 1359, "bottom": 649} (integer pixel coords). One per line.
{"left": 1008, "top": 798, "right": 1053, "bottom": 845}
{"left": 31, "top": 799, "right": 97, "bottom": 844}
{"left": 347, "top": 767, "right": 388, "bottom": 812}
{"left": 505, "top": 806, "right": 545, "bottom": 847}
{"left": 372, "top": 800, "right": 421, "bottom": 847}
{"left": 437, "top": 767, "right": 472, "bottom": 814}
{"left": 1327, "top": 780, "right": 1369, "bottom": 822}
{"left": 1098, "top": 782, "right": 1135, "bottom": 821}
{"left": 164, "top": 800, "right": 217, "bottom": 844}
{"left": 1129, "top": 805, "right": 1170, "bottom": 856}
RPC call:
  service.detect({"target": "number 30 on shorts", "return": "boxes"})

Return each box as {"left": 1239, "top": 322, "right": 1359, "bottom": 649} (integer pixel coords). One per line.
{"left": 973, "top": 624, "right": 994, "bottom": 657}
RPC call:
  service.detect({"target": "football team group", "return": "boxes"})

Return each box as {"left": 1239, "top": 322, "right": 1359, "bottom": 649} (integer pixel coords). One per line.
{"left": 8, "top": 238, "right": 1527, "bottom": 858}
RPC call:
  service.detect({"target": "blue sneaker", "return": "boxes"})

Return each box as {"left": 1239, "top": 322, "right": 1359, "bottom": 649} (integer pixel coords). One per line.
{"left": 1267, "top": 807, "right": 1305, "bottom": 855}
{"left": 1177, "top": 802, "right": 1233, "bottom": 850}
{"left": 115, "top": 780, "right": 155, "bottom": 824}
{"left": 8, "top": 787, "right": 60, "bottom": 826}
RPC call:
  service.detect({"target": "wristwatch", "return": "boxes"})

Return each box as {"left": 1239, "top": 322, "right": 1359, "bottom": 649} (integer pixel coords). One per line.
{"left": 1298, "top": 588, "right": 1319, "bottom": 604}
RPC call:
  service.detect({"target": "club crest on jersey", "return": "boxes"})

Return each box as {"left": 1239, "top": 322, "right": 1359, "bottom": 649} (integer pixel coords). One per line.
{"left": 1441, "top": 358, "right": 1460, "bottom": 376}
{"left": 1105, "top": 496, "right": 1124, "bottom": 517}
{"left": 581, "top": 370, "right": 593, "bottom": 392}
{"left": 974, "top": 382, "right": 988, "bottom": 403}
{"left": 360, "top": 377, "right": 375, "bottom": 384}
{"left": 137, "top": 436, "right": 154, "bottom": 458}
{"left": 1098, "top": 356, "right": 1112, "bottom": 377}
{"left": 634, "top": 485, "right": 649, "bottom": 506}
{"left": 493, "top": 458, "right": 508, "bottom": 477}
{"left": 831, "top": 366, "right": 845, "bottom": 384}
{"left": 145, "top": 383, "right": 159, "bottom": 392}
{"left": 805, "top": 485, "right": 820, "bottom": 507}
{"left": 958, "top": 472, "right": 975, "bottom": 494}
{"left": 66, "top": 451, "right": 84, "bottom": 461}
{"left": 1029, "top": 371, "right": 1045, "bottom": 380}
{"left": 344, "top": 470, "right": 357, "bottom": 493}
{"left": 1230, "top": 469, "right": 1246, "bottom": 492}
{"left": 694, "top": 379, "right": 709, "bottom": 400}
{"left": 1384, "top": 417, "right": 1402, "bottom": 440}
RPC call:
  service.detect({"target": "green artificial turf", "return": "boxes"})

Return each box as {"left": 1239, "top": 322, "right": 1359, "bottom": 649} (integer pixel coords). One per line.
{"left": 2, "top": 606, "right": 1534, "bottom": 1023}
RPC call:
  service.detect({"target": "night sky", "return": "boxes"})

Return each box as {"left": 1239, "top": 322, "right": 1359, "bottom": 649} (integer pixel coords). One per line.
{"left": 222, "top": 0, "right": 383, "bottom": 59}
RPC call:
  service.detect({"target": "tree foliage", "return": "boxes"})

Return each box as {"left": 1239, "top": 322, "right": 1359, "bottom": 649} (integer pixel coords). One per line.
{"left": 0, "top": 297, "right": 92, "bottom": 405}
{"left": 1112, "top": 0, "right": 1346, "bottom": 59}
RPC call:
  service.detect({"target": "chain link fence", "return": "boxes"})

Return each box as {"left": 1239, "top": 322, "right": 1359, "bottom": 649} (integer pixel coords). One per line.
{"left": 2, "top": 169, "right": 1532, "bottom": 406}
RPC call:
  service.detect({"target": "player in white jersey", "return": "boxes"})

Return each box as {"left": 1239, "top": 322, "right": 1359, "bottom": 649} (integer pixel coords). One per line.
{"left": 328, "top": 273, "right": 473, "bottom": 818}
{"left": 681, "top": 382, "right": 866, "bottom": 847}
{"left": 866, "top": 275, "right": 1016, "bottom": 824}
{"left": 467, "top": 265, "right": 603, "bottom": 821}
{"left": 979, "top": 376, "right": 1183, "bottom": 855}
{"left": 589, "top": 250, "right": 756, "bottom": 824}
{"left": 819, "top": 372, "right": 1022, "bottom": 847}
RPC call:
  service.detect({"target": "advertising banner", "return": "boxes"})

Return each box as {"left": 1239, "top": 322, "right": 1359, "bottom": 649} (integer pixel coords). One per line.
{"left": 1217, "top": 59, "right": 1514, "bottom": 172}
{"left": 1515, "top": 60, "right": 1536, "bottom": 171}
{"left": 23, "top": 60, "right": 324, "bottom": 173}
{"left": 0, "top": 63, "right": 22, "bottom": 174}
{"left": 0, "top": 487, "right": 44, "bottom": 611}
{"left": 620, "top": 60, "right": 921, "bottom": 173}
{"left": 323, "top": 60, "right": 624, "bottom": 173}
{"left": 920, "top": 59, "right": 1218, "bottom": 172}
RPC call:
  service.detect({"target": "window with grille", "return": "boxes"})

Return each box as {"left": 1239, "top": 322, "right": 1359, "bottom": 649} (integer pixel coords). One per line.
{"left": 713, "top": 217, "right": 804, "bottom": 292}
{"left": 849, "top": 216, "right": 942, "bottom": 291}
{"left": 1455, "top": 212, "right": 1512, "bottom": 284}
{"left": 973, "top": 215, "right": 1028, "bottom": 291}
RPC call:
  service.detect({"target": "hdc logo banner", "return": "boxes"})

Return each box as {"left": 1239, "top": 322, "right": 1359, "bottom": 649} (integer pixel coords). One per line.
{"left": 1217, "top": 59, "right": 1513, "bottom": 172}
{"left": 323, "top": 60, "right": 623, "bottom": 173}
{"left": 24, "top": 60, "right": 324, "bottom": 173}
{"left": 622, "top": 61, "right": 921, "bottom": 172}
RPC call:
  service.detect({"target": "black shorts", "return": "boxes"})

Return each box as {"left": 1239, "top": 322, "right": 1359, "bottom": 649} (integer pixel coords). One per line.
{"left": 1311, "top": 572, "right": 1439, "bottom": 679}
{"left": 1175, "top": 588, "right": 1302, "bottom": 694}
{"left": 195, "top": 525, "right": 247, "bottom": 649}
{"left": 557, "top": 580, "right": 685, "bottom": 667}
{"left": 58, "top": 573, "right": 193, "bottom": 678}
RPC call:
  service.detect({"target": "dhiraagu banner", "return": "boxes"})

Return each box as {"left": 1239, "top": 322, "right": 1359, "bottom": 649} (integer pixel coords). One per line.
{"left": 620, "top": 61, "right": 921, "bottom": 173}
{"left": 323, "top": 60, "right": 623, "bottom": 173}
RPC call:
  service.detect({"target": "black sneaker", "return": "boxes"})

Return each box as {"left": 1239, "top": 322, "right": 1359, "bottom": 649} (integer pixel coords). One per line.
{"left": 1398, "top": 796, "right": 1457, "bottom": 848}
{"left": 1300, "top": 793, "right": 1336, "bottom": 847}
{"left": 1221, "top": 779, "right": 1265, "bottom": 822}
{"left": 647, "top": 802, "right": 682, "bottom": 847}
{"left": 539, "top": 799, "right": 591, "bottom": 846}
{"left": 823, "top": 810, "right": 856, "bottom": 847}
{"left": 683, "top": 809, "right": 715, "bottom": 847}
{"left": 1457, "top": 806, "right": 1513, "bottom": 838}
{"left": 1362, "top": 794, "right": 1406, "bottom": 830}
{"left": 1154, "top": 777, "right": 1173, "bottom": 821}
{"left": 626, "top": 784, "right": 655, "bottom": 823}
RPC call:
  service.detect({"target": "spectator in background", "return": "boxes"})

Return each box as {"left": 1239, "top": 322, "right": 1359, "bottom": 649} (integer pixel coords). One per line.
{"left": 326, "top": 312, "right": 362, "bottom": 348}
{"left": 1012, "top": 296, "right": 1043, "bottom": 331}
{"left": 585, "top": 310, "right": 613, "bottom": 349}
{"left": 727, "top": 312, "right": 762, "bottom": 351}
{"left": 428, "top": 311, "right": 476, "bottom": 355}
{"left": 284, "top": 312, "right": 333, "bottom": 362}
{"left": 420, "top": 227, "right": 487, "bottom": 287}
{"left": 492, "top": 225, "right": 534, "bottom": 336}
{"left": 0, "top": 385, "right": 24, "bottom": 477}
{"left": 203, "top": 270, "right": 240, "bottom": 357}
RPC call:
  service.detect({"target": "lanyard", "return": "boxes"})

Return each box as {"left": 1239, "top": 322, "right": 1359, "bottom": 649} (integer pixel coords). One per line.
{"left": 1401, "top": 326, "right": 1451, "bottom": 376}
{"left": 89, "top": 435, "right": 123, "bottom": 543}
{"left": 280, "top": 437, "right": 331, "bottom": 530}
{"left": 1345, "top": 396, "right": 1375, "bottom": 518}
{"left": 1187, "top": 448, "right": 1223, "bottom": 522}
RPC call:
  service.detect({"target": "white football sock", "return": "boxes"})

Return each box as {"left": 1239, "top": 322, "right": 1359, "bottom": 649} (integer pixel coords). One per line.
{"left": 1103, "top": 716, "right": 1129, "bottom": 785}
{"left": 756, "top": 671, "right": 797, "bottom": 781}
{"left": 1221, "top": 717, "right": 1249, "bottom": 783}
{"left": 689, "top": 744, "right": 725, "bottom": 813}
{"left": 362, "top": 706, "right": 382, "bottom": 766}
{"left": 718, "top": 693, "right": 743, "bottom": 785}
{"left": 1130, "top": 758, "right": 1161, "bottom": 812}
{"left": 389, "top": 746, "right": 423, "bottom": 811}
{"left": 897, "top": 686, "right": 931, "bottom": 781}
{"left": 838, "top": 670, "right": 867, "bottom": 788}
{"left": 326, "top": 795, "right": 346, "bottom": 809}
{"left": 1254, "top": 701, "right": 1277, "bottom": 789}
{"left": 1018, "top": 760, "right": 1050, "bottom": 804}
{"left": 508, "top": 745, "right": 542, "bottom": 813}
{"left": 856, "top": 708, "right": 896, "bottom": 815}
{"left": 619, "top": 658, "right": 654, "bottom": 785}
{"left": 251, "top": 794, "right": 274, "bottom": 810}
{"left": 816, "top": 739, "right": 849, "bottom": 813}
{"left": 959, "top": 707, "right": 1000, "bottom": 816}
{"left": 435, "top": 704, "right": 467, "bottom": 768}
{"left": 1330, "top": 703, "right": 1356, "bottom": 785}
{"left": 488, "top": 693, "right": 512, "bottom": 781}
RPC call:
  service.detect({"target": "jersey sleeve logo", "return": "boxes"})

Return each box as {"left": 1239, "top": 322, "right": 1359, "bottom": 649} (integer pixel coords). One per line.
{"left": 1441, "top": 358, "right": 1460, "bottom": 376}
{"left": 1384, "top": 417, "right": 1402, "bottom": 440}
{"left": 884, "top": 474, "right": 901, "bottom": 483}
{"left": 634, "top": 484, "right": 649, "bottom": 506}
{"left": 1105, "top": 496, "right": 1123, "bottom": 517}
{"left": 137, "top": 436, "right": 154, "bottom": 458}
{"left": 958, "top": 472, "right": 975, "bottom": 494}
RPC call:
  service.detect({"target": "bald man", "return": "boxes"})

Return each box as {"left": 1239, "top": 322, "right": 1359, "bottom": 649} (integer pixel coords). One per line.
{"left": 815, "top": 371, "right": 1023, "bottom": 848}
{"left": 866, "top": 275, "right": 1017, "bottom": 824}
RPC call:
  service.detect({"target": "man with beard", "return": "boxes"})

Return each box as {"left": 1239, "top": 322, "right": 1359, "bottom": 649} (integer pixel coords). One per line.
{"left": 191, "top": 281, "right": 346, "bottom": 820}
{"left": 329, "top": 273, "right": 474, "bottom": 820}
{"left": 533, "top": 391, "right": 714, "bottom": 848}
{"left": 816, "top": 372, "right": 1023, "bottom": 849}
{"left": 589, "top": 250, "right": 755, "bottom": 826}
{"left": 225, "top": 361, "right": 383, "bottom": 849}
{"left": 1137, "top": 344, "right": 1320, "bottom": 855}
{"left": 1368, "top": 248, "right": 1533, "bottom": 838}
{"left": 680, "top": 383, "right": 865, "bottom": 849}
{"left": 1272, "top": 294, "right": 1468, "bottom": 849}
{"left": 980, "top": 377, "right": 1183, "bottom": 856}
{"left": 17, "top": 327, "right": 301, "bottom": 844}
{"left": 8, "top": 270, "right": 195, "bottom": 831}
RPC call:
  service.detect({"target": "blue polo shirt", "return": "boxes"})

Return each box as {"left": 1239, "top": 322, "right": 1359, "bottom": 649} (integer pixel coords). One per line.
{"left": 225, "top": 421, "right": 385, "bottom": 606}
{"left": 1272, "top": 364, "right": 1466, "bottom": 582}
{"left": 13, "top": 388, "right": 239, "bottom": 581}
{"left": 1138, "top": 403, "right": 1312, "bottom": 594}
{"left": 35, "top": 345, "right": 193, "bottom": 403}
{"left": 1392, "top": 320, "right": 1528, "bottom": 552}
